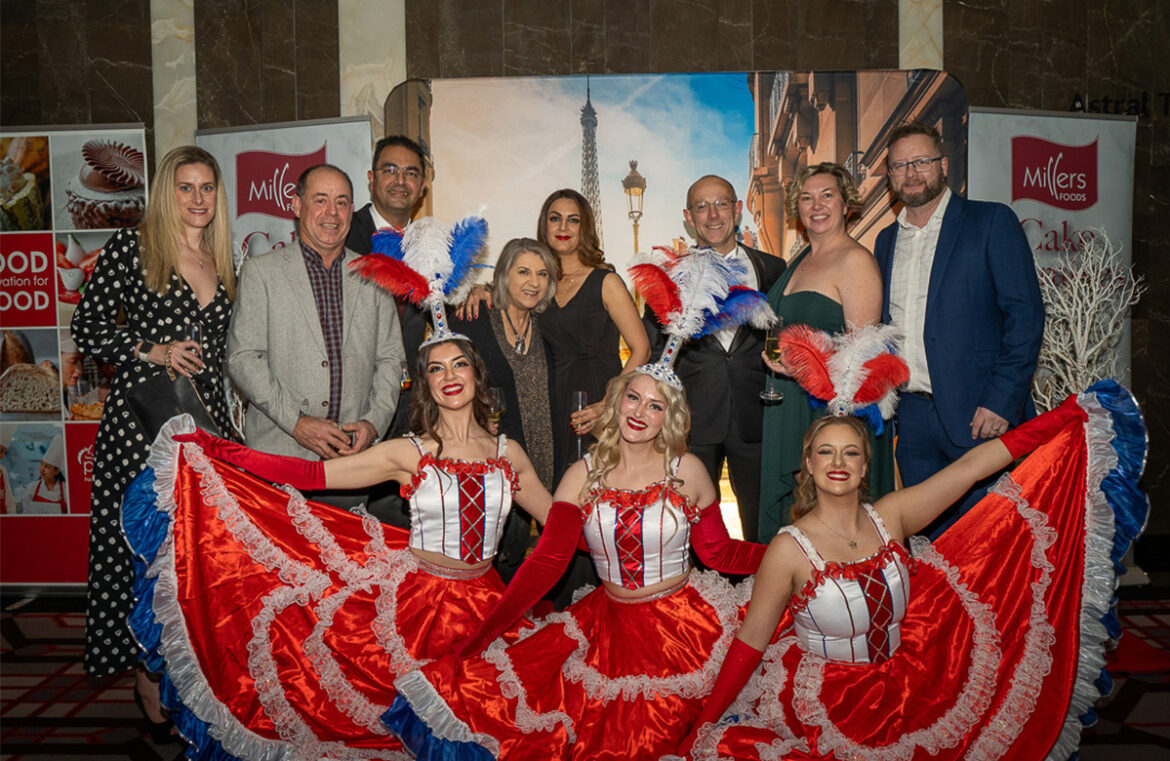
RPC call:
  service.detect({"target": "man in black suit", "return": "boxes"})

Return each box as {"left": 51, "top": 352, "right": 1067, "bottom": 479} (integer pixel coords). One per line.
{"left": 345, "top": 136, "right": 430, "bottom": 526}
{"left": 645, "top": 175, "right": 785, "bottom": 542}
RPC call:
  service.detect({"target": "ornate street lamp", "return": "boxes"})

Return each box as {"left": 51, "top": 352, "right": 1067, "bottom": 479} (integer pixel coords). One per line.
{"left": 621, "top": 160, "right": 646, "bottom": 253}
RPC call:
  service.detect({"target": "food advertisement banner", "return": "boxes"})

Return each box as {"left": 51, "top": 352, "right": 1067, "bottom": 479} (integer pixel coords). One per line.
{"left": 1, "top": 125, "right": 148, "bottom": 586}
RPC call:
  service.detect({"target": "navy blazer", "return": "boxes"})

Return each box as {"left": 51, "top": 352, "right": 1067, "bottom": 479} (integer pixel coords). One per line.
{"left": 874, "top": 193, "right": 1044, "bottom": 448}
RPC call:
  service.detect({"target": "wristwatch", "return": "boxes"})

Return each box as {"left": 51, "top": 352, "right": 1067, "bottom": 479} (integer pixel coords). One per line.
{"left": 138, "top": 341, "right": 156, "bottom": 363}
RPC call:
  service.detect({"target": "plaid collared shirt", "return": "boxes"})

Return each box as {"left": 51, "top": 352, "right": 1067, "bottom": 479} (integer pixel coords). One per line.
{"left": 300, "top": 242, "right": 344, "bottom": 422}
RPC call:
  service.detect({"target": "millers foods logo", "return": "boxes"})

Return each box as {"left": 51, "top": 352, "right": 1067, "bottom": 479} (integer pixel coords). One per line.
{"left": 236, "top": 145, "right": 327, "bottom": 219}
{"left": 1011, "top": 136, "right": 1097, "bottom": 211}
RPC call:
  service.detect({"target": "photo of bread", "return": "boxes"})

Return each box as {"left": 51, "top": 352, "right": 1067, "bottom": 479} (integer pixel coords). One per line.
{"left": 0, "top": 329, "right": 63, "bottom": 421}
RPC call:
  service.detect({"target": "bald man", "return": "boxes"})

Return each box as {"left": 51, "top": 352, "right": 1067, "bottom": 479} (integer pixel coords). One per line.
{"left": 644, "top": 175, "right": 784, "bottom": 542}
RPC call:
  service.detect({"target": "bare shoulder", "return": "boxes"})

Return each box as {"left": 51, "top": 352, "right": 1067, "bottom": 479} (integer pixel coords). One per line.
{"left": 553, "top": 458, "right": 590, "bottom": 503}
{"left": 838, "top": 241, "right": 882, "bottom": 275}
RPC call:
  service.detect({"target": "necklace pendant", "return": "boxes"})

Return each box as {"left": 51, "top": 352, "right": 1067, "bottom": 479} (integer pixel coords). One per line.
{"left": 514, "top": 337, "right": 524, "bottom": 354}
{"left": 848, "top": 539, "right": 858, "bottom": 549}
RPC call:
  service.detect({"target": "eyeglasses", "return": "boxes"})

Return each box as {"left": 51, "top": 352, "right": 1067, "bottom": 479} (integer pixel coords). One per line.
{"left": 376, "top": 163, "right": 423, "bottom": 181}
{"left": 888, "top": 157, "right": 943, "bottom": 176}
{"left": 689, "top": 199, "right": 734, "bottom": 214}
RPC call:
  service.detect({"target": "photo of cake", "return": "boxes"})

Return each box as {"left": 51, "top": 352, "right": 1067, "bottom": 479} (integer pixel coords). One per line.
{"left": 64, "top": 139, "right": 145, "bottom": 229}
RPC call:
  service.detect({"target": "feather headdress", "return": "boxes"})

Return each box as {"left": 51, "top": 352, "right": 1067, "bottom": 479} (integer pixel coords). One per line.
{"left": 349, "top": 214, "right": 489, "bottom": 347}
{"left": 629, "top": 246, "right": 776, "bottom": 389}
{"left": 777, "top": 323, "right": 909, "bottom": 434}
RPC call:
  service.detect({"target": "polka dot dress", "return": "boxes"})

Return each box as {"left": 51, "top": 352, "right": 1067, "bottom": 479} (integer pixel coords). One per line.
{"left": 71, "top": 228, "right": 233, "bottom": 677}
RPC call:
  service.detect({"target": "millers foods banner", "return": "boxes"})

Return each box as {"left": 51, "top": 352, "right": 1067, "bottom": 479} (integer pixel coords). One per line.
{"left": 968, "top": 107, "right": 1137, "bottom": 380}
{"left": 1, "top": 125, "right": 148, "bottom": 585}
{"left": 196, "top": 116, "right": 373, "bottom": 262}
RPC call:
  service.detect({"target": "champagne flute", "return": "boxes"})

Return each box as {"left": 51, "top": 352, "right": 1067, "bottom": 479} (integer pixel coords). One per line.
{"left": 760, "top": 320, "right": 785, "bottom": 402}
{"left": 188, "top": 321, "right": 205, "bottom": 377}
{"left": 573, "top": 390, "right": 588, "bottom": 460}
{"left": 488, "top": 387, "right": 506, "bottom": 428}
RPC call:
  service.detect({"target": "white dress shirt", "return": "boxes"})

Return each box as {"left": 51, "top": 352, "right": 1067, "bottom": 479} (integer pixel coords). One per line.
{"left": 888, "top": 187, "right": 952, "bottom": 393}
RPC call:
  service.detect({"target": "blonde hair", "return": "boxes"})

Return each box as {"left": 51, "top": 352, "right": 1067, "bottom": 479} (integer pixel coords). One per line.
{"left": 784, "top": 162, "right": 862, "bottom": 221}
{"left": 792, "top": 416, "right": 871, "bottom": 520}
{"left": 138, "top": 146, "right": 236, "bottom": 300}
{"left": 582, "top": 372, "right": 690, "bottom": 501}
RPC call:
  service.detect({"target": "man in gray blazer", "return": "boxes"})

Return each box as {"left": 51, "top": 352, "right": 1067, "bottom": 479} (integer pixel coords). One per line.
{"left": 227, "top": 165, "right": 404, "bottom": 505}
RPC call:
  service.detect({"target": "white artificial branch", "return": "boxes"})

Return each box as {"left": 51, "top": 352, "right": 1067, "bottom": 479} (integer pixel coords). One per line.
{"left": 1033, "top": 228, "right": 1145, "bottom": 412}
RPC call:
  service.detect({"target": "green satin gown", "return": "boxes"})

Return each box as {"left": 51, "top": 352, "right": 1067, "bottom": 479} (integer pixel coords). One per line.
{"left": 757, "top": 247, "right": 896, "bottom": 540}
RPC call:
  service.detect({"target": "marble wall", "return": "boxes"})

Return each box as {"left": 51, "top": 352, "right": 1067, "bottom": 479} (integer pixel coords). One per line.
{"left": 1, "top": 0, "right": 155, "bottom": 159}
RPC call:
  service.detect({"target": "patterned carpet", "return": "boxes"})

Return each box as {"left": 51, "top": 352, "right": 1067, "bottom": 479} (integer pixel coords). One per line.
{"left": 2, "top": 593, "right": 1168, "bottom": 760}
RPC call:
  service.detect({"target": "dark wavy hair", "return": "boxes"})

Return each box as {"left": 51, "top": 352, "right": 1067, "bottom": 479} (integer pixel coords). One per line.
{"left": 793, "top": 416, "right": 872, "bottom": 520}
{"left": 536, "top": 188, "right": 610, "bottom": 274}
{"left": 409, "top": 338, "right": 495, "bottom": 457}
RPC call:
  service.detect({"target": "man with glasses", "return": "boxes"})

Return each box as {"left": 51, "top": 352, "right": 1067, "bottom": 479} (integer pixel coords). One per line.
{"left": 343, "top": 136, "right": 430, "bottom": 526}
{"left": 644, "top": 175, "right": 784, "bottom": 542}
{"left": 875, "top": 121, "right": 1044, "bottom": 538}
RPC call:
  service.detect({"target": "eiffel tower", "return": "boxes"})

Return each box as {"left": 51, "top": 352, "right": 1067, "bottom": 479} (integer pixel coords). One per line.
{"left": 580, "top": 79, "right": 603, "bottom": 248}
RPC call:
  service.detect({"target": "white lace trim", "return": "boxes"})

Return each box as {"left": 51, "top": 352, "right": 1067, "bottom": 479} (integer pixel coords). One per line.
{"left": 1044, "top": 393, "right": 1123, "bottom": 761}
{"left": 391, "top": 670, "right": 502, "bottom": 756}
{"left": 371, "top": 547, "right": 434, "bottom": 674}
{"left": 482, "top": 626, "right": 578, "bottom": 742}
{"left": 142, "top": 421, "right": 410, "bottom": 761}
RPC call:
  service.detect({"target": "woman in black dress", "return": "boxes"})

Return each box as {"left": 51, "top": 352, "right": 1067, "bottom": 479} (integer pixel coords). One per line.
{"left": 71, "top": 145, "right": 236, "bottom": 739}
{"left": 535, "top": 188, "right": 649, "bottom": 480}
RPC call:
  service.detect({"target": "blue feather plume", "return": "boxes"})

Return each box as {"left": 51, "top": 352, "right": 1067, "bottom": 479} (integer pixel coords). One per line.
{"left": 444, "top": 216, "right": 489, "bottom": 297}
{"left": 696, "top": 287, "right": 771, "bottom": 337}
{"left": 370, "top": 228, "right": 405, "bottom": 260}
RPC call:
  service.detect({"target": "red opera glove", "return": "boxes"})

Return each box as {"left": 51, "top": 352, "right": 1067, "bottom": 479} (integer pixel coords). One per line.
{"left": 677, "top": 637, "right": 764, "bottom": 757}
{"left": 451, "top": 501, "right": 584, "bottom": 658}
{"left": 999, "top": 394, "right": 1087, "bottom": 460}
{"left": 174, "top": 429, "right": 326, "bottom": 490}
{"left": 691, "top": 501, "right": 767, "bottom": 575}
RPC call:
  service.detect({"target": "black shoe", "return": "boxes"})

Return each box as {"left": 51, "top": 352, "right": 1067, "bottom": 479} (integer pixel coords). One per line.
{"left": 133, "top": 683, "right": 178, "bottom": 745}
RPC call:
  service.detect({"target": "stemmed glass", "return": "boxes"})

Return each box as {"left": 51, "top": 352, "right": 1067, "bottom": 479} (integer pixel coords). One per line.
{"left": 760, "top": 320, "right": 785, "bottom": 402}
{"left": 488, "top": 387, "right": 506, "bottom": 429}
{"left": 188, "top": 321, "right": 205, "bottom": 378}
{"left": 573, "top": 390, "right": 588, "bottom": 460}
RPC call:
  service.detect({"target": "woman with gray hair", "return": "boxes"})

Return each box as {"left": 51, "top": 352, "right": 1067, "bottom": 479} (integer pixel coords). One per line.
{"left": 449, "top": 237, "right": 557, "bottom": 579}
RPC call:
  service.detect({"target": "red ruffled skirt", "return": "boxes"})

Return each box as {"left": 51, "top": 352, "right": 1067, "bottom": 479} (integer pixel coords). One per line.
{"left": 687, "top": 386, "right": 1145, "bottom": 761}
{"left": 392, "top": 570, "right": 749, "bottom": 760}
{"left": 124, "top": 420, "right": 519, "bottom": 760}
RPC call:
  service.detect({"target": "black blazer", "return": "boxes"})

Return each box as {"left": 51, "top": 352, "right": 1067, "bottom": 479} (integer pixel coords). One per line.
{"left": 346, "top": 204, "right": 427, "bottom": 435}
{"left": 644, "top": 246, "right": 785, "bottom": 446}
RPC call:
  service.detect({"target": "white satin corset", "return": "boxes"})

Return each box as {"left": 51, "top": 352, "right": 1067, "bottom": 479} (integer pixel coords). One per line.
{"left": 781, "top": 505, "right": 912, "bottom": 664}
{"left": 401, "top": 435, "right": 519, "bottom": 564}
{"left": 580, "top": 458, "right": 702, "bottom": 590}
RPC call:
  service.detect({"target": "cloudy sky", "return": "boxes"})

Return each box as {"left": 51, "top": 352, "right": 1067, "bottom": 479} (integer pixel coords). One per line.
{"left": 429, "top": 73, "right": 756, "bottom": 277}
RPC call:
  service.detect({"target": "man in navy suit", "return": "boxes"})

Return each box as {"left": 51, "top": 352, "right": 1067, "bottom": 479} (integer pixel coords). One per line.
{"left": 874, "top": 122, "right": 1044, "bottom": 537}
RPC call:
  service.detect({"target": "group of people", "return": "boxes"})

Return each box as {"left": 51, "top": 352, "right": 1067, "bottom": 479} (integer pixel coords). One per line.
{"left": 70, "top": 123, "right": 1145, "bottom": 761}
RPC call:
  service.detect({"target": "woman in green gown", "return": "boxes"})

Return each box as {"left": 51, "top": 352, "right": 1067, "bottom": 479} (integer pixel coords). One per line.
{"left": 758, "top": 162, "right": 894, "bottom": 539}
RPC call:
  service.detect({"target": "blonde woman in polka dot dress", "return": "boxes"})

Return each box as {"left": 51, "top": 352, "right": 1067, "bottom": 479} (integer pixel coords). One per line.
{"left": 70, "top": 145, "right": 236, "bottom": 739}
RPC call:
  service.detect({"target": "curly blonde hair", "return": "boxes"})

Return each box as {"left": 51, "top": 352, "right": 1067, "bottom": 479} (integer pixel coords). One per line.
{"left": 582, "top": 372, "right": 690, "bottom": 501}
{"left": 784, "top": 162, "right": 862, "bottom": 222}
{"left": 792, "top": 416, "right": 871, "bottom": 520}
{"left": 139, "top": 146, "right": 236, "bottom": 300}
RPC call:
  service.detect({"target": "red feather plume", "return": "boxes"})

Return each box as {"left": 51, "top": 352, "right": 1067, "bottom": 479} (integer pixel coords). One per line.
{"left": 629, "top": 263, "right": 681, "bottom": 322}
{"left": 778, "top": 325, "right": 835, "bottom": 401}
{"left": 349, "top": 256, "right": 430, "bottom": 304}
{"left": 855, "top": 353, "right": 911, "bottom": 405}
